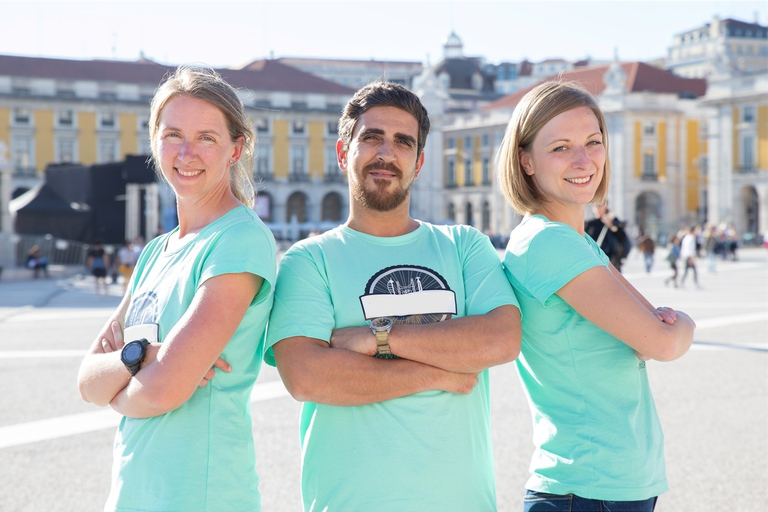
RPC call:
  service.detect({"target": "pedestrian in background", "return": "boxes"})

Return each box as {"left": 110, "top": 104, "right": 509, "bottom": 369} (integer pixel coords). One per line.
{"left": 679, "top": 226, "right": 699, "bottom": 288}
{"left": 497, "top": 80, "right": 695, "bottom": 512}
{"left": 704, "top": 225, "right": 718, "bottom": 273}
{"left": 77, "top": 66, "right": 276, "bottom": 512}
{"left": 86, "top": 241, "right": 109, "bottom": 295}
{"left": 638, "top": 230, "right": 656, "bottom": 273}
{"left": 584, "top": 202, "right": 630, "bottom": 272}
{"left": 665, "top": 235, "right": 681, "bottom": 288}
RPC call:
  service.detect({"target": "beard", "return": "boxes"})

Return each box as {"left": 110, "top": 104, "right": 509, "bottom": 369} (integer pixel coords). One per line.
{"left": 350, "top": 161, "right": 412, "bottom": 212}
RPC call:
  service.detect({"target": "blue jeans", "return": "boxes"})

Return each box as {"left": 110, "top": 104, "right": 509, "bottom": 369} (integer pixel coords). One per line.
{"left": 523, "top": 490, "right": 658, "bottom": 511}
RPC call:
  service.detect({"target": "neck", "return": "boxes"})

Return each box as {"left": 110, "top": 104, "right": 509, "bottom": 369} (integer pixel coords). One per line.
{"left": 176, "top": 193, "right": 241, "bottom": 238}
{"left": 532, "top": 203, "right": 586, "bottom": 235}
{"left": 346, "top": 200, "right": 419, "bottom": 237}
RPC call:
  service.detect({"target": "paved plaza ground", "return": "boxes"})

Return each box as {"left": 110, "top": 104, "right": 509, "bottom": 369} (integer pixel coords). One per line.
{"left": 0, "top": 246, "right": 766, "bottom": 511}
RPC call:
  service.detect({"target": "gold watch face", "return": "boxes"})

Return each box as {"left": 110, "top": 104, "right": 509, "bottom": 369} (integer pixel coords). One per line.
{"left": 370, "top": 317, "right": 393, "bottom": 330}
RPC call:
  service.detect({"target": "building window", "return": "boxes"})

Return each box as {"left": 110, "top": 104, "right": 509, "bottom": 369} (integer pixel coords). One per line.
{"left": 447, "top": 159, "right": 456, "bottom": 186}
{"left": 13, "top": 107, "right": 31, "bottom": 125}
{"left": 57, "top": 110, "right": 74, "bottom": 127}
{"left": 255, "top": 118, "right": 270, "bottom": 134}
{"left": 482, "top": 133, "right": 490, "bottom": 147}
{"left": 325, "top": 145, "right": 340, "bottom": 180}
{"left": 742, "top": 106, "right": 755, "bottom": 123}
{"left": 740, "top": 135, "right": 755, "bottom": 171}
{"left": 292, "top": 120, "right": 306, "bottom": 135}
{"left": 464, "top": 159, "right": 473, "bottom": 186}
{"left": 256, "top": 147, "right": 272, "bottom": 177}
{"left": 447, "top": 138, "right": 455, "bottom": 150}
{"left": 98, "top": 138, "right": 118, "bottom": 163}
{"left": 643, "top": 121, "right": 655, "bottom": 136}
{"left": 642, "top": 150, "right": 656, "bottom": 179}
{"left": 464, "top": 136, "right": 472, "bottom": 150}
{"left": 447, "top": 202, "right": 455, "bottom": 222}
{"left": 12, "top": 136, "right": 33, "bottom": 170}
{"left": 100, "top": 112, "right": 116, "bottom": 129}
{"left": 327, "top": 121, "right": 338, "bottom": 136}
{"left": 291, "top": 145, "right": 307, "bottom": 179}
{"left": 481, "top": 157, "right": 491, "bottom": 184}
{"left": 57, "top": 138, "right": 76, "bottom": 163}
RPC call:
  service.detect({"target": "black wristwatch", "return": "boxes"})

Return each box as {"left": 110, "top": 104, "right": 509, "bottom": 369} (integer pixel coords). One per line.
{"left": 121, "top": 338, "right": 150, "bottom": 376}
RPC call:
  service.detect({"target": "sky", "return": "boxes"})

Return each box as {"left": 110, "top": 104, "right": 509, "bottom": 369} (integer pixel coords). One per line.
{"left": 0, "top": 0, "right": 765, "bottom": 68}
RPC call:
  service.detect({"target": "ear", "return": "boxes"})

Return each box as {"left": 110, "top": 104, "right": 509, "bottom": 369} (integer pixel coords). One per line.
{"left": 413, "top": 150, "right": 425, "bottom": 180}
{"left": 230, "top": 135, "right": 245, "bottom": 163}
{"left": 336, "top": 139, "right": 348, "bottom": 171}
{"left": 519, "top": 148, "right": 533, "bottom": 175}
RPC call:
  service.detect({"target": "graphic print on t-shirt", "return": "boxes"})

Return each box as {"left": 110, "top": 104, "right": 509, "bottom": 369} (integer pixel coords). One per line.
{"left": 359, "top": 264, "right": 457, "bottom": 325}
{"left": 125, "top": 291, "right": 159, "bottom": 328}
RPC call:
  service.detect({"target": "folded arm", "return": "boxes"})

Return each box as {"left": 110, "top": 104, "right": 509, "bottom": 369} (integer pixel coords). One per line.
{"left": 330, "top": 305, "right": 521, "bottom": 373}
{"left": 77, "top": 272, "right": 260, "bottom": 417}
{"left": 273, "top": 336, "right": 479, "bottom": 406}
{"left": 557, "top": 265, "right": 695, "bottom": 361}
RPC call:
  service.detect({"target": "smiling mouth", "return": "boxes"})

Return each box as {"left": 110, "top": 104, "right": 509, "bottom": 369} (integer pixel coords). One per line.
{"left": 565, "top": 176, "right": 591, "bottom": 184}
{"left": 177, "top": 168, "right": 204, "bottom": 177}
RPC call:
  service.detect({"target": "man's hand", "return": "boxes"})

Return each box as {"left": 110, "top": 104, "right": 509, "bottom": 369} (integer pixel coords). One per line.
{"left": 438, "top": 371, "right": 480, "bottom": 395}
{"left": 330, "top": 326, "right": 376, "bottom": 356}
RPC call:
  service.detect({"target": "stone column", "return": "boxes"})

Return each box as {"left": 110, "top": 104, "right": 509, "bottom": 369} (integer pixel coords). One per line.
{"left": 0, "top": 141, "right": 16, "bottom": 270}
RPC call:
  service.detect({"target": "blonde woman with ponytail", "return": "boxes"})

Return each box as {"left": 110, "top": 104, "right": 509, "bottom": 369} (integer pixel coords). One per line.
{"left": 78, "top": 66, "right": 276, "bottom": 511}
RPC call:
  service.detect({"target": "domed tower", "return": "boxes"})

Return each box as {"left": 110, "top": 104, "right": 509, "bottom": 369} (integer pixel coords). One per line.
{"left": 443, "top": 31, "right": 464, "bottom": 59}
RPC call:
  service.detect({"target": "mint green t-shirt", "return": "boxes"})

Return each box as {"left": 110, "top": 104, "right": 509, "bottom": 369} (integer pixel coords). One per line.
{"left": 265, "top": 222, "right": 519, "bottom": 512}
{"left": 106, "top": 206, "right": 276, "bottom": 512}
{"left": 503, "top": 214, "right": 667, "bottom": 501}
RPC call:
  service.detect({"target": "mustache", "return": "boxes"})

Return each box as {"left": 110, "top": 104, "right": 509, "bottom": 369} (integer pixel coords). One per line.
{"left": 362, "top": 161, "right": 403, "bottom": 177}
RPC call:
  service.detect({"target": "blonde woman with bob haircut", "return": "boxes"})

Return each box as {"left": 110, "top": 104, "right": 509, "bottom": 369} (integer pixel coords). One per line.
{"left": 77, "top": 66, "right": 276, "bottom": 511}
{"left": 497, "top": 81, "right": 695, "bottom": 512}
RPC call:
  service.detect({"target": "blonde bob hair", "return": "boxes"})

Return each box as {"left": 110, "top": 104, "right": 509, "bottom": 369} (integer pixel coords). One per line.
{"left": 149, "top": 66, "right": 256, "bottom": 208}
{"left": 496, "top": 80, "right": 610, "bottom": 215}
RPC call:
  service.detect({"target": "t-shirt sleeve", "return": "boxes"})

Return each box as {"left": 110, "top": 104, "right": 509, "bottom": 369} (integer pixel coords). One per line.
{"left": 459, "top": 227, "right": 520, "bottom": 317}
{"left": 522, "top": 223, "right": 607, "bottom": 305}
{"left": 264, "top": 246, "right": 335, "bottom": 366}
{"left": 200, "top": 220, "right": 277, "bottom": 305}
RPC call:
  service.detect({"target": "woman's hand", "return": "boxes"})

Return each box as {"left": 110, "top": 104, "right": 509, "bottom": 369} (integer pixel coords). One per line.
{"left": 198, "top": 358, "right": 232, "bottom": 387}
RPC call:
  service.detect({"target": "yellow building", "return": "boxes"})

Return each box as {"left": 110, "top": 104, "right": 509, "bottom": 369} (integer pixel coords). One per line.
{"left": 445, "top": 61, "right": 709, "bottom": 240}
{"left": 0, "top": 54, "right": 355, "bottom": 240}
{"left": 701, "top": 71, "right": 768, "bottom": 240}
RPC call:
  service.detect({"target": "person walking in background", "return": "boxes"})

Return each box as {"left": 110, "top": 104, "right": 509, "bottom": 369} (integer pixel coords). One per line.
{"left": 265, "top": 81, "right": 521, "bottom": 512}
{"left": 86, "top": 241, "right": 109, "bottom": 295}
{"left": 637, "top": 230, "right": 656, "bottom": 273}
{"left": 497, "top": 80, "right": 695, "bottom": 512}
{"left": 77, "top": 66, "right": 277, "bottom": 512}
{"left": 584, "top": 202, "right": 630, "bottom": 272}
{"left": 679, "top": 226, "right": 699, "bottom": 288}
{"left": 664, "top": 235, "right": 681, "bottom": 288}
{"left": 26, "top": 245, "right": 49, "bottom": 278}
{"left": 704, "top": 225, "right": 718, "bottom": 273}
{"left": 115, "top": 239, "right": 140, "bottom": 293}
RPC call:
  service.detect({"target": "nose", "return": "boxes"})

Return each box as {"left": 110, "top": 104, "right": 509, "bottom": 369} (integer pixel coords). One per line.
{"left": 178, "top": 141, "right": 195, "bottom": 162}
{"left": 376, "top": 139, "right": 396, "bottom": 163}
{"left": 572, "top": 145, "right": 590, "bottom": 168}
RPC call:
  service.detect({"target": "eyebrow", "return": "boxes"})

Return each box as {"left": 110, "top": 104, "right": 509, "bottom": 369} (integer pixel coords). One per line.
{"left": 159, "top": 125, "right": 224, "bottom": 138}
{"left": 544, "top": 132, "right": 602, "bottom": 147}
{"left": 358, "top": 127, "right": 417, "bottom": 146}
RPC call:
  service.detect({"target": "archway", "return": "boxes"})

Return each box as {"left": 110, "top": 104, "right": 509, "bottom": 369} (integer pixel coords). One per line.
{"left": 286, "top": 192, "right": 308, "bottom": 223}
{"left": 254, "top": 192, "right": 273, "bottom": 222}
{"left": 635, "top": 191, "right": 662, "bottom": 236}
{"left": 742, "top": 185, "right": 759, "bottom": 239}
{"left": 465, "top": 202, "right": 474, "bottom": 227}
{"left": 321, "top": 192, "right": 343, "bottom": 222}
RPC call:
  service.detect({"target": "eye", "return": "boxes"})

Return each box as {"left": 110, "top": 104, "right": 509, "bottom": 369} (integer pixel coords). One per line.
{"left": 587, "top": 140, "right": 603, "bottom": 146}
{"left": 552, "top": 145, "right": 567, "bottom": 152}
